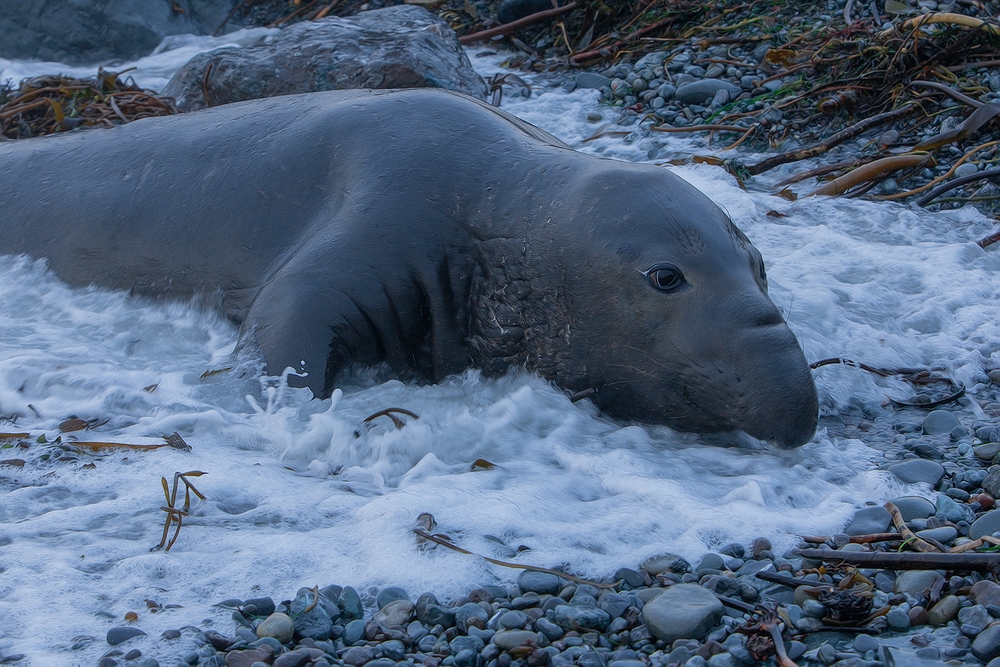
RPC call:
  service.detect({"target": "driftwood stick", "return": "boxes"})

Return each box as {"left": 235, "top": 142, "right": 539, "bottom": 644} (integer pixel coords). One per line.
{"left": 459, "top": 3, "right": 579, "bottom": 44}
{"left": 885, "top": 501, "right": 940, "bottom": 552}
{"left": 746, "top": 104, "right": 915, "bottom": 176}
{"left": 794, "top": 548, "right": 1000, "bottom": 572}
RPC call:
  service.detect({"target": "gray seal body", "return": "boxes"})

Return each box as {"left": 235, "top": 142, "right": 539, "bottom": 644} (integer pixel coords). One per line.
{"left": 0, "top": 89, "right": 818, "bottom": 447}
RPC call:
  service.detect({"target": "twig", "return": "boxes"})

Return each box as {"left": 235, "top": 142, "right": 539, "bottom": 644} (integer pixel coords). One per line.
{"left": 794, "top": 548, "right": 1000, "bottom": 573}
{"left": 885, "top": 501, "right": 940, "bottom": 552}
{"left": 910, "top": 80, "right": 984, "bottom": 108}
{"left": 302, "top": 585, "right": 320, "bottom": 614}
{"left": 412, "top": 528, "right": 616, "bottom": 588}
{"left": 766, "top": 620, "right": 800, "bottom": 667}
{"left": 914, "top": 166, "right": 1000, "bottom": 205}
{"left": 459, "top": 2, "right": 579, "bottom": 44}
{"left": 978, "top": 227, "right": 1000, "bottom": 248}
{"left": 745, "top": 104, "right": 915, "bottom": 176}
{"left": 572, "top": 15, "right": 676, "bottom": 63}
{"left": 651, "top": 124, "right": 747, "bottom": 134}
{"left": 364, "top": 407, "right": 419, "bottom": 429}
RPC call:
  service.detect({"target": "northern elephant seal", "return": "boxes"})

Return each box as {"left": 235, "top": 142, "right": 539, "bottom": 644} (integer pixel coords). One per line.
{"left": 0, "top": 89, "right": 818, "bottom": 447}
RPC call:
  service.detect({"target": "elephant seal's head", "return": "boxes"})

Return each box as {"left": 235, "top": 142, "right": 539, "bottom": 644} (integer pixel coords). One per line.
{"left": 488, "top": 162, "right": 819, "bottom": 448}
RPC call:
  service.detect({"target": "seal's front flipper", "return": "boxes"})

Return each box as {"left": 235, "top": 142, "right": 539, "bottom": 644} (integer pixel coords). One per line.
{"left": 241, "top": 272, "right": 382, "bottom": 397}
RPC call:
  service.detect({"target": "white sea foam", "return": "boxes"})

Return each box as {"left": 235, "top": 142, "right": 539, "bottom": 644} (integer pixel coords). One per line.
{"left": 0, "top": 40, "right": 997, "bottom": 666}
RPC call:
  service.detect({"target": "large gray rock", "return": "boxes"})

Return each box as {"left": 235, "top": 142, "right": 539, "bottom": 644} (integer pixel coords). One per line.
{"left": 844, "top": 506, "right": 891, "bottom": 536}
{"left": 888, "top": 459, "right": 944, "bottom": 486}
{"left": 971, "top": 510, "right": 1000, "bottom": 539}
{"left": 0, "top": 0, "right": 242, "bottom": 65}
{"left": 674, "top": 80, "right": 740, "bottom": 105}
{"left": 162, "top": 5, "right": 486, "bottom": 111}
{"left": 641, "top": 584, "right": 723, "bottom": 644}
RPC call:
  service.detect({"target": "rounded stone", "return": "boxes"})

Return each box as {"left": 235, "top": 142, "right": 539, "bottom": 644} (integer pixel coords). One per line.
{"left": 674, "top": 80, "right": 740, "bottom": 105}
{"left": 498, "top": 610, "right": 529, "bottom": 630}
{"left": 853, "top": 634, "right": 878, "bottom": 653}
{"left": 844, "top": 506, "right": 891, "bottom": 536}
{"left": 244, "top": 597, "right": 276, "bottom": 617}
{"left": 889, "top": 460, "right": 945, "bottom": 486}
{"left": 107, "top": 627, "right": 147, "bottom": 645}
{"left": 973, "top": 624, "right": 1000, "bottom": 662}
{"left": 955, "top": 163, "right": 980, "bottom": 178}
{"left": 640, "top": 584, "right": 723, "bottom": 644}
{"left": 641, "top": 553, "right": 690, "bottom": 575}
{"left": 493, "top": 630, "right": 539, "bottom": 650}
{"left": 886, "top": 608, "right": 910, "bottom": 630}
{"left": 376, "top": 586, "right": 410, "bottom": 609}
{"left": 888, "top": 496, "right": 935, "bottom": 520}
{"left": 518, "top": 571, "right": 562, "bottom": 595}
{"left": 338, "top": 587, "right": 364, "bottom": 621}
{"left": 697, "top": 553, "right": 725, "bottom": 572}
{"left": 928, "top": 595, "right": 959, "bottom": 626}
{"left": 972, "top": 510, "right": 1000, "bottom": 539}
{"left": 551, "top": 604, "right": 611, "bottom": 632}
{"left": 455, "top": 602, "right": 489, "bottom": 631}
{"left": 916, "top": 526, "right": 958, "bottom": 543}
{"left": 373, "top": 599, "right": 414, "bottom": 628}
{"left": 894, "top": 570, "right": 943, "bottom": 596}
{"left": 256, "top": 613, "right": 294, "bottom": 644}
{"left": 923, "top": 410, "right": 961, "bottom": 435}
{"left": 342, "top": 618, "right": 367, "bottom": 645}
{"left": 343, "top": 647, "right": 374, "bottom": 666}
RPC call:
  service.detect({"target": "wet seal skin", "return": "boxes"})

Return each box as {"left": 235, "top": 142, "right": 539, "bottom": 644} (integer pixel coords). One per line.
{"left": 0, "top": 89, "right": 818, "bottom": 447}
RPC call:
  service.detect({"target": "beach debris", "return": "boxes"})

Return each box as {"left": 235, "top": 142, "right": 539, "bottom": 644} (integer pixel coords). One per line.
{"left": 155, "top": 470, "right": 208, "bottom": 552}
{"left": 363, "top": 407, "right": 419, "bottom": 430}
{"left": 0, "top": 69, "right": 177, "bottom": 140}
{"left": 412, "top": 524, "right": 614, "bottom": 588}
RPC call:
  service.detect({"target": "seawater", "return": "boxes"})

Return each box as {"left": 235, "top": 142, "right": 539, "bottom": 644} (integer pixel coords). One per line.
{"left": 0, "top": 32, "right": 998, "bottom": 666}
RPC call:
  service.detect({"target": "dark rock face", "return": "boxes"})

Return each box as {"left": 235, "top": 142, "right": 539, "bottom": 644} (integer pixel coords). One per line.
{"left": 161, "top": 5, "right": 487, "bottom": 111}
{"left": 0, "top": 0, "right": 242, "bottom": 65}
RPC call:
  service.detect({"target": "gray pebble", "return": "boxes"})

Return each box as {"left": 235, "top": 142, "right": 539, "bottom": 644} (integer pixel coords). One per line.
{"left": 674, "top": 80, "right": 739, "bottom": 105}
{"left": 343, "top": 619, "right": 367, "bottom": 645}
{"left": 955, "top": 163, "right": 980, "bottom": 178}
{"left": 704, "top": 64, "right": 725, "bottom": 78}
{"left": 107, "top": 627, "right": 146, "bottom": 646}
{"left": 376, "top": 586, "right": 409, "bottom": 609}
{"left": 518, "top": 571, "right": 562, "bottom": 595}
{"left": 641, "top": 584, "right": 722, "bottom": 643}
{"left": 886, "top": 608, "right": 910, "bottom": 630}
{"left": 971, "top": 509, "right": 1000, "bottom": 539}
{"left": 575, "top": 72, "right": 611, "bottom": 90}
{"left": 923, "top": 410, "right": 960, "bottom": 435}
{"left": 916, "top": 525, "right": 958, "bottom": 542}
{"left": 256, "top": 613, "right": 294, "bottom": 644}
{"left": 844, "top": 505, "right": 891, "bottom": 536}
{"left": 802, "top": 599, "right": 825, "bottom": 618}
{"left": 889, "top": 459, "right": 945, "bottom": 485}
{"left": 696, "top": 553, "right": 725, "bottom": 572}
{"left": 338, "top": 587, "right": 363, "bottom": 621}
{"left": 889, "top": 496, "right": 935, "bottom": 520}
{"left": 853, "top": 634, "right": 879, "bottom": 653}
{"left": 936, "top": 494, "right": 970, "bottom": 523}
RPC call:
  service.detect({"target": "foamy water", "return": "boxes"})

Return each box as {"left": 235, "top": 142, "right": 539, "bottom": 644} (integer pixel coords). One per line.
{"left": 0, "top": 33, "right": 998, "bottom": 666}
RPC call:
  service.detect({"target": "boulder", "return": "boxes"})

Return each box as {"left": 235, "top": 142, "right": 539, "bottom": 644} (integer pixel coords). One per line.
{"left": 162, "top": 5, "right": 486, "bottom": 111}
{"left": 0, "top": 0, "right": 243, "bottom": 65}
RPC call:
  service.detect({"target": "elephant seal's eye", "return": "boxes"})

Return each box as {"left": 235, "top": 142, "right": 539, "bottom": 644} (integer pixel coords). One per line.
{"left": 646, "top": 265, "right": 685, "bottom": 292}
